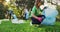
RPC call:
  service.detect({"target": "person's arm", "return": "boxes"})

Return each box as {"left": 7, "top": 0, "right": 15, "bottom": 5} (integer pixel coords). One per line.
{"left": 31, "top": 6, "right": 42, "bottom": 21}
{"left": 31, "top": 6, "right": 38, "bottom": 19}
{"left": 32, "top": 14, "right": 38, "bottom": 19}
{"left": 32, "top": 14, "right": 42, "bottom": 22}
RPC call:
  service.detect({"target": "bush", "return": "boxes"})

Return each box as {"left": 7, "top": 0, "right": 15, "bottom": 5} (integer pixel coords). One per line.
{"left": 57, "top": 5, "right": 60, "bottom": 15}
{"left": 0, "top": 3, "right": 5, "bottom": 19}
{"left": 56, "top": 5, "right": 60, "bottom": 21}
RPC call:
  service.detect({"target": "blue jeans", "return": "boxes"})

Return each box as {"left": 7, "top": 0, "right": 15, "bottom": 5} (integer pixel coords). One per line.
{"left": 25, "top": 13, "right": 29, "bottom": 20}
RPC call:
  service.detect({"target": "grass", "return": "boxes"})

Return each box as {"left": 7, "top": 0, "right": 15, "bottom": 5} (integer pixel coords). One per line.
{"left": 0, "top": 20, "right": 60, "bottom": 32}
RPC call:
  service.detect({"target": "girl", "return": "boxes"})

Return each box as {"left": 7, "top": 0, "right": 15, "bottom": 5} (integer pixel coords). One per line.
{"left": 31, "top": 0, "right": 45, "bottom": 25}
{"left": 24, "top": 5, "right": 29, "bottom": 20}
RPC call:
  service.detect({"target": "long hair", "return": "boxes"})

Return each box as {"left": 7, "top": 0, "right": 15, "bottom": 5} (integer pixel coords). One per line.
{"left": 35, "top": 0, "right": 44, "bottom": 7}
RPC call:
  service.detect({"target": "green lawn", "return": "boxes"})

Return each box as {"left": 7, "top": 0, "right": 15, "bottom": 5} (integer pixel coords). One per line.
{"left": 0, "top": 20, "right": 60, "bottom": 32}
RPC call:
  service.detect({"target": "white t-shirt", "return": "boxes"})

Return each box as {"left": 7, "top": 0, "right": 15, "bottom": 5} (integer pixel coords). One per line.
{"left": 24, "top": 8, "right": 29, "bottom": 14}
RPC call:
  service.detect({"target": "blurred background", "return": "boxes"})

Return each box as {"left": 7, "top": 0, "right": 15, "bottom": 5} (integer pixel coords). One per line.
{"left": 0, "top": 0, "right": 60, "bottom": 21}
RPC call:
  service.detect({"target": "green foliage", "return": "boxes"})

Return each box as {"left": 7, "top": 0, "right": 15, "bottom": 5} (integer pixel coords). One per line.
{"left": 27, "top": 0, "right": 35, "bottom": 9}
{"left": 15, "top": 0, "right": 35, "bottom": 9}
{"left": 0, "top": 3, "right": 5, "bottom": 19}
{"left": 56, "top": 5, "right": 60, "bottom": 21}
{"left": 8, "top": 4, "right": 24, "bottom": 18}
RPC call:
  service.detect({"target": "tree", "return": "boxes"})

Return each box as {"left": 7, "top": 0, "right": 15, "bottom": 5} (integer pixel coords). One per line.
{"left": 0, "top": 2, "right": 5, "bottom": 19}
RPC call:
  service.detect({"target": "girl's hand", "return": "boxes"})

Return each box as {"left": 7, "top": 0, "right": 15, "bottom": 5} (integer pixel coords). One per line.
{"left": 37, "top": 17, "right": 42, "bottom": 22}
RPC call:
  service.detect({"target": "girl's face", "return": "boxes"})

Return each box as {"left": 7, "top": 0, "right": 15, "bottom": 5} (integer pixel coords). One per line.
{"left": 37, "top": 2, "right": 41, "bottom": 7}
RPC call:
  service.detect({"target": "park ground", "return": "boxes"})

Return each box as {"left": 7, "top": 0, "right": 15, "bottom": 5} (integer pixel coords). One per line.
{"left": 0, "top": 20, "right": 60, "bottom": 32}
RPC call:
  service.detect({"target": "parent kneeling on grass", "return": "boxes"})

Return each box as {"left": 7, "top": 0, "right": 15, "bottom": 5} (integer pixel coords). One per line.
{"left": 41, "top": 7, "right": 58, "bottom": 25}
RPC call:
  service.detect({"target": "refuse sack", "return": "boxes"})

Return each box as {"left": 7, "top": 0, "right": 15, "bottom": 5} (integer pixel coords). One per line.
{"left": 41, "top": 7, "right": 58, "bottom": 25}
